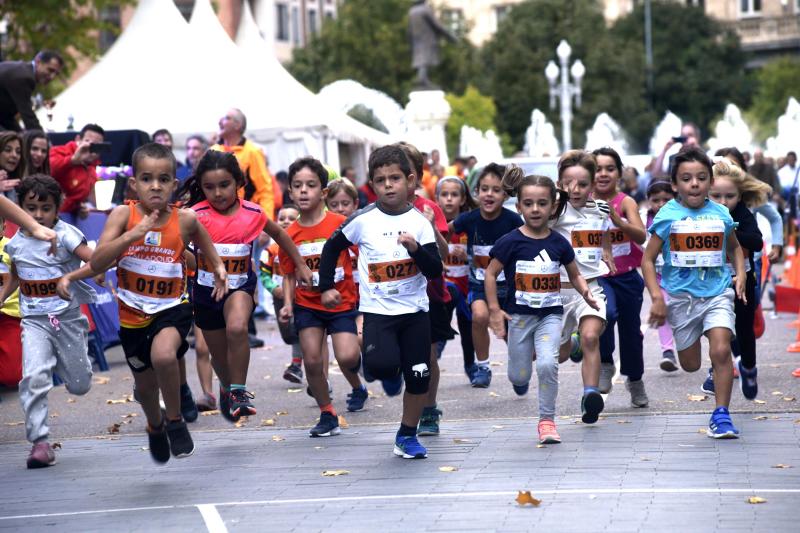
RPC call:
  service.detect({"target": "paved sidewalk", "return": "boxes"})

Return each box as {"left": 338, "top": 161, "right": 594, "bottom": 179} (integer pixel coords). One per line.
{"left": 1, "top": 413, "right": 798, "bottom": 532}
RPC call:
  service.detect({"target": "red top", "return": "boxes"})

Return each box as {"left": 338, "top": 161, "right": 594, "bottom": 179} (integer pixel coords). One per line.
{"left": 280, "top": 211, "right": 356, "bottom": 312}
{"left": 412, "top": 195, "right": 450, "bottom": 303}
{"left": 359, "top": 183, "right": 377, "bottom": 204}
{"left": 49, "top": 141, "right": 99, "bottom": 213}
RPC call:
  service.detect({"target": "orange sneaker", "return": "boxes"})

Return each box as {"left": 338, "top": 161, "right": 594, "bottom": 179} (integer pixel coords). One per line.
{"left": 792, "top": 368, "right": 800, "bottom": 378}
{"left": 537, "top": 419, "right": 561, "bottom": 444}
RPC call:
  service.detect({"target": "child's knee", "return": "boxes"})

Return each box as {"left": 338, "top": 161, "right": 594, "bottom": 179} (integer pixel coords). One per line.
{"left": 365, "top": 354, "right": 398, "bottom": 381}
{"left": 65, "top": 375, "right": 92, "bottom": 396}
{"left": 226, "top": 320, "right": 249, "bottom": 340}
{"left": 472, "top": 308, "right": 489, "bottom": 327}
{"left": 536, "top": 357, "right": 558, "bottom": 377}
{"left": 404, "top": 360, "right": 430, "bottom": 395}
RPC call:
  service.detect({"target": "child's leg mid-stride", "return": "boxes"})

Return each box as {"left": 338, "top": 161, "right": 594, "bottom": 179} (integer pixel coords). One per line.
{"left": 19, "top": 309, "right": 92, "bottom": 468}
{"left": 299, "top": 325, "right": 339, "bottom": 437}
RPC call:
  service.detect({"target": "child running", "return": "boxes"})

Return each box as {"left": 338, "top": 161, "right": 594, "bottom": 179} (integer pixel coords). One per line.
{"left": 178, "top": 150, "right": 311, "bottom": 421}
{"left": 91, "top": 143, "right": 229, "bottom": 463}
{"left": 591, "top": 147, "right": 649, "bottom": 406}
{"left": 550, "top": 150, "right": 614, "bottom": 424}
{"left": 640, "top": 179, "right": 678, "bottom": 372}
{"left": 278, "top": 157, "right": 366, "bottom": 438}
{"left": 449, "top": 163, "right": 523, "bottom": 388}
{"left": 259, "top": 204, "right": 303, "bottom": 383}
{"left": 642, "top": 146, "right": 746, "bottom": 439}
{"left": 485, "top": 167, "right": 599, "bottom": 444}
{"left": 319, "top": 145, "right": 443, "bottom": 459}
{"left": 701, "top": 159, "right": 769, "bottom": 400}
{"left": 0, "top": 175, "right": 97, "bottom": 468}
{"left": 436, "top": 176, "right": 478, "bottom": 381}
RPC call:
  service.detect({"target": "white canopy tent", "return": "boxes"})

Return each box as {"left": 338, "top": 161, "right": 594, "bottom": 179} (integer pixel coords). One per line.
{"left": 38, "top": 0, "right": 390, "bottom": 173}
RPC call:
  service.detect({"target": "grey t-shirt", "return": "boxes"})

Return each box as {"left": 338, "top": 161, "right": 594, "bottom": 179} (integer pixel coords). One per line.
{"left": 5, "top": 219, "right": 96, "bottom": 316}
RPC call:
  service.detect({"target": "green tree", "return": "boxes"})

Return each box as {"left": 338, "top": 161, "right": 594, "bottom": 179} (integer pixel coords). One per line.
{"left": 0, "top": 0, "right": 134, "bottom": 95}
{"left": 612, "top": 1, "right": 750, "bottom": 150}
{"left": 747, "top": 56, "right": 800, "bottom": 141}
{"left": 289, "top": 0, "right": 479, "bottom": 105}
{"left": 445, "top": 86, "right": 497, "bottom": 156}
{"left": 480, "top": 0, "right": 652, "bottom": 153}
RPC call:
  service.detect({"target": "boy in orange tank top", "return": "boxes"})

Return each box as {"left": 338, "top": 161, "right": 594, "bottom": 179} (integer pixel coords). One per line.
{"left": 91, "top": 144, "right": 228, "bottom": 463}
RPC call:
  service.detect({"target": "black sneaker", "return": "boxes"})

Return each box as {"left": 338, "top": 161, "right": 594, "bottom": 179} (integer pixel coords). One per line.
{"left": 147, "top": 421, "right": 170, "bottom": 464}
{"left": 229, "top": 388, "right": 257, "bottom": 418}
{"left": 248, "top": 334, "right": 265, "bottom": 348}
{"left": 219, "top": 385, "right": 239, "bottom": 423}
{"left": 309, "top": 412, "right": 340, "bottom": 437}
{"left": 581, "top": 390, "right": 605, "bottom": 424}
{"left": 180, "top": 383, "right": 199, "bottom": 423}
{"left": 166, "top": 419, "right": 195, "bottom": 458}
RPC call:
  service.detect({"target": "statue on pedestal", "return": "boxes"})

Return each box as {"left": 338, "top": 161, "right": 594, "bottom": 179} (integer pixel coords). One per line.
{"left": 408, "top": 0, "right": 457, "bottom": 90}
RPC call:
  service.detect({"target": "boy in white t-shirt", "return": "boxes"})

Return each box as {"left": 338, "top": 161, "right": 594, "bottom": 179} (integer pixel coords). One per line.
{"left": 318, "top": 145, "right": 443, "bottom": 459}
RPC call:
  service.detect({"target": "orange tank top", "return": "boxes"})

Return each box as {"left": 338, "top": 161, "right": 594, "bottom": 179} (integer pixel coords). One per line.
{"left": 117, "top": 202, "right": 187, "bottom": 328}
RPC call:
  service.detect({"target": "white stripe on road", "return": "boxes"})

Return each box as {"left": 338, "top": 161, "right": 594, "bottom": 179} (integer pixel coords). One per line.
{"left": 196, "top": 504, "right": 228, "bottom": 533}
{"left": 2, "top": 488, "right": 800, "bottom": 521}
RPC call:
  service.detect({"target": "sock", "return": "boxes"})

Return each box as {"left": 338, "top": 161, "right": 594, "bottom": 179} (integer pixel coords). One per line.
{"left": 477, "top": 360, "right": 490, "bottom": 368}
{"left": 291, "top": 356, "right": 302, "bottom": 365}
{"left": 320, "top": 403, "right": 336, "bottom": 416}
{"left": 583, "top": 386, "right": 599, "bottom": 395}
{"left": 423, "top": 403, "right": 437, "bottom": 412}
{"left": 168, "top": 416, "right": 182, "bottom": 424}
{"left": 353, "top": 384, "right": 366, "bottom": 393}
{"left": 230, "top": 384, "right": 246, "bottom": 391}
{"left": 397, "top": 423, "right": 417, "bottom": 437}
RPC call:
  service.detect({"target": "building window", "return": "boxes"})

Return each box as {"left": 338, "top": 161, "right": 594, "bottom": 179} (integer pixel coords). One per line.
{"left": 442, "top": 8, "right": 464, "bottom": 36}
{"left": 309, "top": 9, "right": 318, "bottom": 35}
{"left": 291, "top": 5, "right": 300, "bottom": 45}
{"left": 98, "top": 5, "right": 121, "bottom": 53}
{"left": 740, "top": 0, "right": 762, "bottom": 16}
{"left": 276, "top": 3, "right": 290, "bottom": 41}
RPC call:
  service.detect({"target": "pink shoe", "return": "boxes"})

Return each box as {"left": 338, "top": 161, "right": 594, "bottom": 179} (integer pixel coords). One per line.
{"left": 537, "top": 419, "right": 561, "bottom": 444}
{"left": 27, "top": 441, "right": 56, "bottom": 469}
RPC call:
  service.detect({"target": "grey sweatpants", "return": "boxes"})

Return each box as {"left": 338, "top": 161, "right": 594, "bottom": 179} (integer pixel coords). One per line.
{"left": 19, "top": 307, "right": 92, "bottom": 443}
{"left": 507, "top": 313, "right": 562, "bottom": 420}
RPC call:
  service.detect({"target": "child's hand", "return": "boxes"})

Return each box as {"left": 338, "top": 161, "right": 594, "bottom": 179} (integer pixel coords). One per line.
{"left": 489, "top": 310, "right": 510, "bottom": 340}
{"left": 321, "top": 289, "right": 342, "bottom": 309}
{"left": 397, "top": 233, "right": 418, "bottom": 253}
{"left": 602, "top": 250, "right": 617, "bottom": 275}
{"left": 768, "top": 245, "right": 781, "bottom": 262}
{"left": 607, "top": 205, "right": 623, "bottom": 227}
{"left": 211, "top": 263, "right": 228, "bottom": 301}
{"left": 129, "top": 210, "right": 160, "bottom": 240}
{"left": 30, "top": 224, "right": 58, "bottom": 255}
{"left": 56, "top": 277, "right": 72, "bottom": 301}
{"left": 734, "top": 275, "right": 747, "bottom": 305}
{"left": 451, "top": 246, "right": 467, "bottom": 262}
{"left": 648, "top": 297, "right": 667, "bottom": 328}
{"left": 272, "top": 286, "right": 284, "bottom": 300}
{"left": 295, "top": 263, "right": 313, "bottom": 287}
{"left": 422, "top": 204, "right": 435, "bottom": 224}
{"left": 582, "top": 289, "right": 601, "bottom": 311}
{"left": 278, "top": 304, "right": 293, "bottom": 324}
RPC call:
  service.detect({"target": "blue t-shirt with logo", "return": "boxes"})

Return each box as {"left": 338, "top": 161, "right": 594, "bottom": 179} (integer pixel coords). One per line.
{"left": 453, "top": 208, "right": 523, "bottom": 287}
{"left": 489, "top": 228, "right": 575, "bottom": 317}
{"left": 650, "top": 198, "right": 734, "bottom": 297}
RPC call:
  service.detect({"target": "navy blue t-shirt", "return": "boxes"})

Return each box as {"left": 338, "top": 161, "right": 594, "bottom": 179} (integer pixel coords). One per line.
{"left": 453, "top": 208, "right": 523, "bottom": 286}
{"left": 490, "top": 228, "right": 575, "bottom": 316}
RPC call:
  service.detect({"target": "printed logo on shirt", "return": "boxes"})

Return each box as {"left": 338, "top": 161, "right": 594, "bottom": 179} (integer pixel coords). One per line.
{"left": 144, "top": 231, "right": 162, "bottom": 247}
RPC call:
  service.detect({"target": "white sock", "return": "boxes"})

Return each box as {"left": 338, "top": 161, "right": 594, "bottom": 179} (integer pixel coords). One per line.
{"left": 477, "top": 360, "right": 490, "bottom": 368}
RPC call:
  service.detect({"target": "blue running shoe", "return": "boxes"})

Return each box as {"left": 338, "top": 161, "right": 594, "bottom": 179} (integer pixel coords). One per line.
{"left": 701, "top": 369, "right": 715, "bottom": 396}
{"left": 309, "top": 412, "right": 341, "bottom": 438}
{"left": 346, "top": 386, "right": 368, "bottom": 412}
{"left": 417, "top": 407, "right": 442, "bottom": 436}
{"left": 464, "top": 363, "right": 479, "bottom": 381}
{"left": 512, "top": 383, "right": 529, "bottom": 396}
{"left": 569, "top": 332, "right": 583, "bottom": 363}
{"left": 471, "top": 365, "right": 492, "bottom": 388}
{"left": 707, "top": 406, "right": 739, "bottom": 439}
{"left": 736, "top": 358, "right": 758, "bottom": 400}
{"left": 393, "top": 435, "right": 428, "bottom": 459}
{"left": 381, "top": 374, "right": 403, "bottom": 397}
{"left": 581, "top": 390, "right": 604, "bottom": 424}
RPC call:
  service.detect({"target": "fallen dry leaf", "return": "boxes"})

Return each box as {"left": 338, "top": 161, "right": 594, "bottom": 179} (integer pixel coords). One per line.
{"left": 492, "top": 425, "right": 505, "bottom": 429}
{"left": 262, "top": 375, "right": 271, "bottom": 380}
{"left": 4, "top": 421, "right": 24, "bottom": 426}
{"left": 234, "top": 417, "right": 249, "bottom": 428}
{"left": 51, "top": 442, "right": 62, "bottom": 449}
{"left": 663, "top": 400, "right": 675, "bottom": 404}
{"left": 698, "top": 428, "right": 708, "bottom": 434}
{"left": 453, "top": 438, "right": 472, "bottom": 444}
{"left": 640, "top": 456, "right": 652, "bottom": 462}
{"left": 515, "top": 491, "right": 541, "bottom": 506}
{"left": 754, "top": 399, "right": 766, "bottom": 404}
{"left": 771, "top": 391, "right": 783, "bottom": 396}
{"left": 287, "top": 388, "right": 302, "bottom": 393}
{"left": 687, "top": 394, "right": 708, "bottom": 402}
{"left": 271, "top": 435, "right": 285, "bottom": 442}
{"left": 536, "top": 444, "right": 546, "bottom": 448}
{"left": 67, "top": 398, "right": 76, "bottom": 404}
{"left": 783, "top": 396, "right": 796, "bottom": 402}
{"left": 322, "top": 469, "right": 350, "bottom": 477}
{"left": 122, "top": 413, "right": 138, "bottom": 419}
{"left": 558, "top": 416, "right": 571, "bottom": 420}
{"left": 753, "top": 416, "right": 768, "bottom": 420}
{"left": 772, "top": 464, "right": 792, "bottom": 469}
{"left": 106, "top": 398, "right": 128, "bottom": 405}
{"left": 92, "top": 376, "right": 111, "bottom": 385}
{"left": 489, "top": 391, "right": 500, "bottom": 397}
{"left": 367, "top": 390, "right": 377, "bottom": 398}
{"left": 140, "top": 447, "right": 149, "bottom": 451}
{"left": 489, "top": 361, "right": 503, "bottom": 367}
{"left": 122, "top": 376, "right": 132, "bottom": 381}
{"left": 49, "top": 413, "right": 59, "bottom": 418}
{"left": 617, "top": 420, "right": 631, "bottom": 424}
{"left": 439, "top": 466, "right": 458, "bottom": 472}
{"left": 313, "top": 446, "right": 324, "bottom": 450}
{"left": 338, "top": 415, "right": 349, "bottom": 428}
{"left": 275, "top": 410, "right": 289, "bottom": 416}
{"left": 107, "top": 423, "right": 121, "bottom": 434}
{"left": 261, "top": 419, "right": 276, "bottom": 427}
{"left": 747, "top": 496, "right": 767, "bottom": 504}
{"left": 201, "top": 410, "right": 220, "bottom": 416}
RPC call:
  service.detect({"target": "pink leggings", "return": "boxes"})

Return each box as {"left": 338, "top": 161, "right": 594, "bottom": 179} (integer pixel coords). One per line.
{"left": 657, "top": 287, "right": 674, "bottom": 352}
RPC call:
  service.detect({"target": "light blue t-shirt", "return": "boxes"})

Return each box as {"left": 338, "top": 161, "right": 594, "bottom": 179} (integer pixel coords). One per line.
{"left": 650, "top": 199, "right": 734, "bottom": 298}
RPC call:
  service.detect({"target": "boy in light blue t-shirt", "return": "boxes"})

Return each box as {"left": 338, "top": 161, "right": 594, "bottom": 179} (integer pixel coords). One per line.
{"left": 641, "top": 147, "right": 746, "bottom": 440}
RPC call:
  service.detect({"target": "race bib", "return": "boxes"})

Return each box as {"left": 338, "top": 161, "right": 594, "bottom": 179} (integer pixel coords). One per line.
{"left": 473, "top": 245, "right": 504, "bottom": 282}
{"left": 117, "top": 256, "right": 185, "bottom": 315}
{"left": 198, "top": 243, "right": 251, "bottom": 289}
{"left": 608, "top": 220, "right": 631, "bottom": 258}
{"left": 365, "top": 249, "right": 423, "bottom": 297}
{"left": 445, "top": 243, "right": 469, "bottom": 278}
{"left": 16, "top": 265, "right": 68, "bottom": 315}
{"left": 514, "top": 260, "right": 561, "bottom": 309}
{"left": 669, "top": 219, "right": 725, "bottom": 268}
{"left": 298, "top": 241, "right": 344, "bottom": 288}
{"left": 571, "top": 218, "right": 603, "bottom": 264}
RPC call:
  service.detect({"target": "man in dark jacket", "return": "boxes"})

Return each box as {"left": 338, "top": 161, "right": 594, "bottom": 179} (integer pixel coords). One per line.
{"left": 0, "top": 50, "right": 63, "bottom": 131}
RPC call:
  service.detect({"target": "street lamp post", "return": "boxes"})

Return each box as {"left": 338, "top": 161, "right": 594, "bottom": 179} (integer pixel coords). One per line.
{"left": 545, "top": 40, "right": 584, "bottom": 152}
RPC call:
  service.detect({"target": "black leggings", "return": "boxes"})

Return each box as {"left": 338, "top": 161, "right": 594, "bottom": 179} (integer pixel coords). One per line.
{"left": 731, "top": 271, "right": 757, "bottom": 369}
{"left": 362, "top": 311, "right": 431, "bottom": 395}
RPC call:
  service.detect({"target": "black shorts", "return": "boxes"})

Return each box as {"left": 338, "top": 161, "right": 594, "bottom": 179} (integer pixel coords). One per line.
{"left": 119, "top": 303, "right": 193, "bottom": 373}
{"left": 193, "top": 284, "right": 255, "bottom": 331}
{"left": 362, "top": 311, "right": 431, "bottom": 395}
{"left": 293, "top": 305, "right": 358, "bottom": 335}
{"left": 429, "top": 300, "right": 455, "bottom": 344}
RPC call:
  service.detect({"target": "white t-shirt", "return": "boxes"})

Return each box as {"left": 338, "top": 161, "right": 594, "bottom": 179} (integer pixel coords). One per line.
{"left": 550, "top": 200, "right": 611, "bottom": 282}
{"left": 778, "top": 164, "right": 799, "bottom": 189}
{"left": 340, "top": 204, "right": 435, "bottom": 315}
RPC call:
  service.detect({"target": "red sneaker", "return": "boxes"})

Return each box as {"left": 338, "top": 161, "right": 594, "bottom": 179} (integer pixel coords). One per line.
{"left": 537, "top": 419, "right": 561, "bottom": 444}
{"left": 27, "top": 442, "right": 56, "bottom": 469}
{"left": 792, "top": 368, "right": 800, "bottom": 378}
